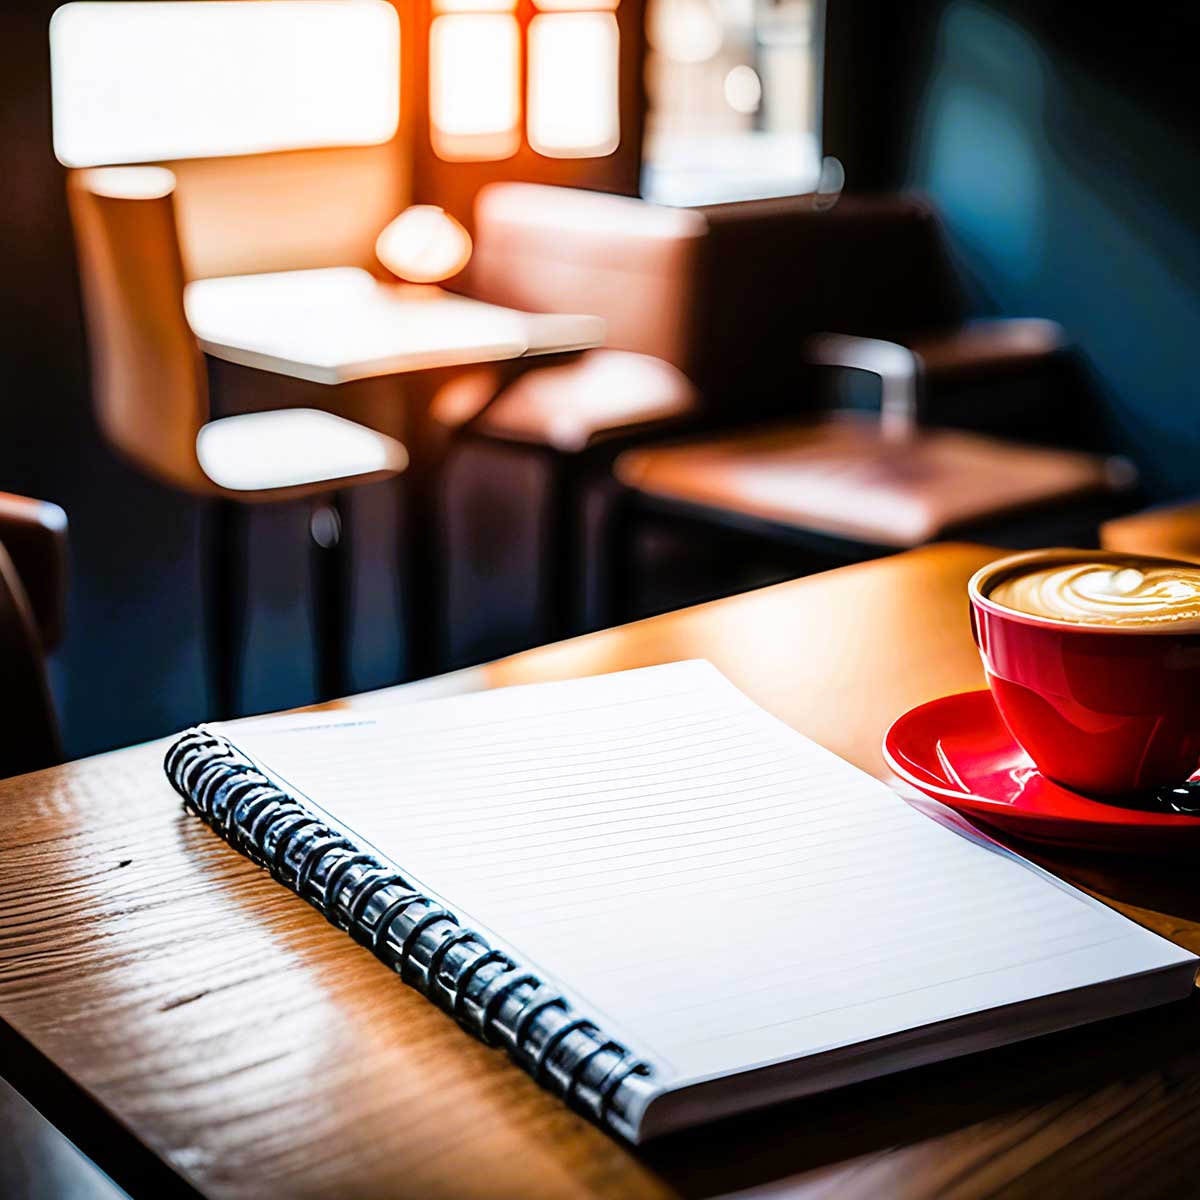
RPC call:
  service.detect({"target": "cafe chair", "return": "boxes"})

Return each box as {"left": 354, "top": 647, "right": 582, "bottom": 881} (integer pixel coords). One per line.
{"left": 693, "top": 193, "right": 1078, "bottom": 443}
{"left": 438, "top": 184, "right": 705, "bottom": 663}
{"left": 0, "top": 492, "right": 68, "bottom": 778}
{"left": 1102, "top": 500, "right": 1200, "bottom": 562}
{"left": 612, "top": 348, "right": 1135, "bottom": 618}
{"left": 440, "top": 187, "right": 1084, "bottom": 662}
{"left": 67, "top": 166, "right": 407, "bottom": 716}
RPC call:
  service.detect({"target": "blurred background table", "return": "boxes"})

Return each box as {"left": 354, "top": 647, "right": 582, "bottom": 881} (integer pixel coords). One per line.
{"left": 185, "top": 264, "right": 605, "bottom": 681}
{"left": 185, "top": 268, "right": 604, "bottom": 385}
{"left": 2, "top": 542, "right": 1199, "bottom": 1200}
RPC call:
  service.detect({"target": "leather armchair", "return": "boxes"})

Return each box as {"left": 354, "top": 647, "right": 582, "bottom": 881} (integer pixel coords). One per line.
{"left": 692, "top": 194, "right": 1071, "bottom": 439}
{"left": 0, "top": 494, "right": 68, "bottom": 777}
{"left": 443, "top": 185, "right": 1083, "bottom": 650}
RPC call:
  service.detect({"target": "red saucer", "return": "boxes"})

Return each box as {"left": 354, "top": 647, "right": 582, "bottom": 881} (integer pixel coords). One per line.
{"left": 883, "top": 690, "right": 1200, "bottom": 856}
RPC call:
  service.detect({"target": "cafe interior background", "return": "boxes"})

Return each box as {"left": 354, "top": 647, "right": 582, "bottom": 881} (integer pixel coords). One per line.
{"left": 6, "top": 0, "right": 1198, "bottom": 767}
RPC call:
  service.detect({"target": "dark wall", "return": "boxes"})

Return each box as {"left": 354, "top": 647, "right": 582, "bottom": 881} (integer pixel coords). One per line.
{"left": 828, "top": 0, "right": 1200, "bottom": 500}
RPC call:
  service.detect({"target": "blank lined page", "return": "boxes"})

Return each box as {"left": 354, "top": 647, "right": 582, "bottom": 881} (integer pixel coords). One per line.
{"left": 229, "top": 662, "right": 1193, "bottom": 1088}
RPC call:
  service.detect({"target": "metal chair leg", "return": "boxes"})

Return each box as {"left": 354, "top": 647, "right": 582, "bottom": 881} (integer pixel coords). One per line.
{"left": 541, "top": 452, "right": 575, "bottom": 644}
{"left": 309, "top": 492, "right": 349, "bottom": 702}
{"left": 206, "top": 499, "right": 246, "bottom": 720}
{"left": 602, "top": 486, "right": 636, "bottom": 629}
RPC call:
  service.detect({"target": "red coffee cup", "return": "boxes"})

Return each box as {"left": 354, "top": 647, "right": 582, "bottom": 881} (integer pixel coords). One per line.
{"left": 969, "top": 549, "right": 1200, "bottom": 795}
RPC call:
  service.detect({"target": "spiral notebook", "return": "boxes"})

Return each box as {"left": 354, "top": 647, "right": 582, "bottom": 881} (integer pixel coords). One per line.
{"left": 164, "top": 661, "right": 1197, "bottom": 1141}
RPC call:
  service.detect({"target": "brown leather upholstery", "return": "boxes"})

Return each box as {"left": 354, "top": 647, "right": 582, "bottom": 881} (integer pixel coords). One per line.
{"left": 908, "top": 319, "right": 1065, "bottom": 381}
{"left": 699, "top": 193, "right": 961, "bottom": 339}
{"left": 463, "top": 183, "right": 707, "bottom": 374}
{"left": 67, "top": 167, "right": 404, "bottom": 501}
{"left": 0, "top": 493, "right": 68, "bottom": 651}
{"left": 615, "top": 414, "right": 1122, "bottom": 548}
{"left": 694, "top": 196, "right": 1068, "bottom": 428}
{"left": 0, "top": 496, "right": 67, "bottom": 777}
{"left": 1101, "top": 501, "right": 1200, "bottom": 563}
{"left": 687, "top": 194, "right": 958, "bottom": 412}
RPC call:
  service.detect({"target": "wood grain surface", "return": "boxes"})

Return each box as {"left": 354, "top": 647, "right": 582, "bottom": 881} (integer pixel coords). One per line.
{"left": 3, "top": 543, "right": 1200, "bottom": 1200}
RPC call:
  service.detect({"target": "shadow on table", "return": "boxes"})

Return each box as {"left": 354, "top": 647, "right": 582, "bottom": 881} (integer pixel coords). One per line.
{"left": 637, "top": 993, "right": 1200, "bottom": 1196}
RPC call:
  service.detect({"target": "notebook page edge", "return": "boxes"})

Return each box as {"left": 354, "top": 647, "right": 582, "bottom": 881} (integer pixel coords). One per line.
{"left": 636, "top": 953, "right": 1197, "bottom": 1140}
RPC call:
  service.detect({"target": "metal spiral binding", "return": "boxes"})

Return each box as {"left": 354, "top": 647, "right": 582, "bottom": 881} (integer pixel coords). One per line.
{"left": 163, "top": 727, "right": 654, "bottom": 1139}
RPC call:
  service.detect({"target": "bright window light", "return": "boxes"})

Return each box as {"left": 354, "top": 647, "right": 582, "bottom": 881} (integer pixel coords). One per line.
{"left": 641, "top": 0, "right": 821, "bottom": 205}
{"left": 49, "top": 1, "right": 400, "bottom": 168}
{"left": 429, "top": 14, "right": 521, "bottom": 162}
{"left": 527, "top": 13, "right": 620, "bottom": 159}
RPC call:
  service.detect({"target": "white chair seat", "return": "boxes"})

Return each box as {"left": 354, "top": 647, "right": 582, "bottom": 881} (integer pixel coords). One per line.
{"left": 473, "top": 350, "right": 698, "bottom": 452}
{"left": 197, "top": 408, "right": 406, "bottom": 493}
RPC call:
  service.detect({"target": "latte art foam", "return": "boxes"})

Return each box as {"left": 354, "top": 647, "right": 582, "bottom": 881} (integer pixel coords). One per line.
{"left": 988, "top": 559, "right": 1200, "bottom": 628}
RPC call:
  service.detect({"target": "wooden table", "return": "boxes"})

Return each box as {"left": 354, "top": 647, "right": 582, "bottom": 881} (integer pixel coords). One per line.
{"left": 184, "top": 269, "right": 604, "bottom": 386}
{"left": 185, "top": 266, "right": 605, "bottom": 678}
{"left": 3, "top": 543, "right": 1200, "bottom": 1199}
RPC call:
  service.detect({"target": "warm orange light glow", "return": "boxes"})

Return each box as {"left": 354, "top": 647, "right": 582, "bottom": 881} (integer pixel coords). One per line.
{"left": 527, "top": 13, "right": 619, "bottom": 158}
{"left": 376, "top": 206, "right": 473, "bottom": 283}
{"left": 433, "top": 0, "right": 516, "bottom": 11}
{"left": 430, "top": 15, "right": 521, "bottom": 162}
{"left": 532, "top": 0, "right": 618, "bottom": 10}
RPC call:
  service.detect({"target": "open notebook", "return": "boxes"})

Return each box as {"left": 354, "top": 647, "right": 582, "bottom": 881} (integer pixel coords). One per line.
{"left": 164, "top": 661, "right": 1197, "bottom": 1141}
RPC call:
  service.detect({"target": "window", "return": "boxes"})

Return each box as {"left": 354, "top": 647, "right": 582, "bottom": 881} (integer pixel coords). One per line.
{"left": 428, "top": 0, "right": 621, "bottom": 161}
{"left": 50, "top": 1, "right": 401, "bottom": 167}
{"left": 642, "top": 0, "right": 821, "bottom": 205}
{"left": 429, "top": 4, "right": 522, "bottom": 161}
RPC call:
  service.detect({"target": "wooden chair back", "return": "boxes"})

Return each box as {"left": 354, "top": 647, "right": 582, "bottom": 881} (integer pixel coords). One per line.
{"left": 66, "top": 167, "right": 213, "bottom": 493}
